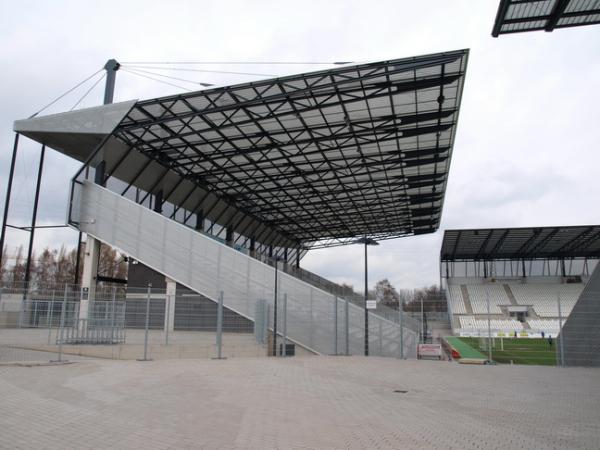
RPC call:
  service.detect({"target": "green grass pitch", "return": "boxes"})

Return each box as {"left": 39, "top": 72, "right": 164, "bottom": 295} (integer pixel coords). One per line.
{"left": 458, "top": 337, "right": 558, "bottom": 366}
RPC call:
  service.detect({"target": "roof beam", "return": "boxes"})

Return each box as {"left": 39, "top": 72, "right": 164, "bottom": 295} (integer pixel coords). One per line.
{"left": 545, "top": 0, "right": 570, "bottom": 32}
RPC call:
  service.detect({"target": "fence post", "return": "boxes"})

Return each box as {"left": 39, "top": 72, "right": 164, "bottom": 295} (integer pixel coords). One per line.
{"left": 486, "top": 289, "right": 492, "bottom": 363}
{"left": 56, "top": 284, "right": 68, "bottom": 362}
{"left": 264, "top": 302, "right": 269, "bottom": 346}
{"left": 0, "top": 286, "right": 3, "bottom": 312}
{"left": 557, "top": 292, "right": 565, "bottom": 367}
{"left": 111, "top": 287, "right": 116, "bottom": 344}
{"left": 213, "top": 290, "right": 226, "bottom": 359}
{"left": 282, "top": 293, "right": 287, "bottom": 356}
{"left": 344, "top": 298, "right": 350, "bottom": 356}
{"left": 47, "top": 290, "right": 55, "bottom": 345}
{"left": 164, "top": 293, "right": 170, "bottom": 346}
{"left": 399, "top": 304, "right": 404, "bottom": 359}
{"left": 138, "top": 283, "right": 152, "bottom": 361}
{"left": 376, "top": 318, "right": 381, "bottom": 355}
{"left": 33, "top": 300, "right": 38, "bottom": 327}
{"left": 333, "top": 296, "right": 338, "bottom": 355}
{"left": 19, "top": 294, "right": 25, "bottom": 328}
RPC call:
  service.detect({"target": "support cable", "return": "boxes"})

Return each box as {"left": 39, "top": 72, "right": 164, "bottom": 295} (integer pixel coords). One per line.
{"left": 120, "top": 60, "right": 355, "bottom": 65}
{"left": 28, "top": 68, "right": 103, "bottom": 118}
{"left": 70, "top": 72, "right": 106, "bottom": 111}
{"left": 119, "top": 67, "right": 213, "bottom": 87}
{"left": 120, "top": 68, "right": 194, "bottom": 91}
{"left": 121, "top": 64, "right": 277, "bottom": 77}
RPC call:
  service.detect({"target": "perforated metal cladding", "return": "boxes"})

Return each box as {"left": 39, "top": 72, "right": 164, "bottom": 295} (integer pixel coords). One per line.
{"left": 75, "top": 181, "right": 418, "bottom": 357}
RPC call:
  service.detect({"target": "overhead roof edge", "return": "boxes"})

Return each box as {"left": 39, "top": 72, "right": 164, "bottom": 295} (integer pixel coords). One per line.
{"left": 13, "top": 99, "right": 138, "bottom": 138}
{"left": 441, "top": 225, "right": 600, "bottom": 261}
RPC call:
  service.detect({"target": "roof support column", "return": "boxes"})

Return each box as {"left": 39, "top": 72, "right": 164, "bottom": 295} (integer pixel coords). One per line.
{"left": 80, "top": 59, "right": 119, "bottom": 322}
{"left": 226, "top": 227, "right": 234, "bottom": 247}
{"left": 23, "top": 145, "right": 46, "bottom": 295}
{"left": 195, "top": 210, "right": 204, "bottom": 231}
{"left": 153, "top": 190, "right": 163, "bottom": 214}
{"left": 0, "top": 134, "right": 19, "bottom": 272}
{"left": 164, "top": 277, "right": 176, "bottom": 334}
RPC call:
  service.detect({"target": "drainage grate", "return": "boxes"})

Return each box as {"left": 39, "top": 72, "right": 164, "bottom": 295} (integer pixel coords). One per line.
{"left": 393, "top": 389, "right": 408, "bottom": 394}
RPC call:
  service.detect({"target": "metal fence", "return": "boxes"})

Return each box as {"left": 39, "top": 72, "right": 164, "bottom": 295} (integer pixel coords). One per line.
{"left": 0, "top": 282, "right": 419, "bottom": 363}
{"left": 69, "top": 181, "right": 420, "bottom": 359}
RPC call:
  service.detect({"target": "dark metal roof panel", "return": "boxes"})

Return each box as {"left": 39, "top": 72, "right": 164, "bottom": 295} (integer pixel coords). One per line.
{"left": 441, "top": 225, "right": 600, "bottom": 261}
{"left": 492, "top": 0, "right": 600, "bottom": 36}
{"left": 110, "top": 50, "right": 469, "bottom": 249}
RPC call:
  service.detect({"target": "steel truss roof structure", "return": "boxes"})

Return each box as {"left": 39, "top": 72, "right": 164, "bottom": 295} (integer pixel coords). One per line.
{"left": 441, "top": 226, "right": 600, "bottom": 261}
{"left": 109, "top": 50, "right": 468, "bottom": 249}
{"left": 492, "top": 0, "right": 600, "bottom": 36}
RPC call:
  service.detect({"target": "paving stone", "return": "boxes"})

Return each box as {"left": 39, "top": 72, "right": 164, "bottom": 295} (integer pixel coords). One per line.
{"left": 0, "top": 357, "right": 598, "bottom": 449}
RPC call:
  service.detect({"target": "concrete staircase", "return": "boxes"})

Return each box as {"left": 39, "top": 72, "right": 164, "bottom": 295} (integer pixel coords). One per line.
{"left": 461, "top": 285, "right": 474, "bottom": 314}
{"left": 503, "top": 284, "right": 518, "bottom": 306}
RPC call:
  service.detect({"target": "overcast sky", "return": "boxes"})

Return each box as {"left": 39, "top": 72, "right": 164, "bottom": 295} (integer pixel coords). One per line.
{"left": 1, "top": 0, "right": 599, "bottom": 292}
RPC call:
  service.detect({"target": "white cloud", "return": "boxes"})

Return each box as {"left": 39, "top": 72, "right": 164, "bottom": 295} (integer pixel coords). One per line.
{"left": 1, "top": 0, "right": 599, "bottom": 290}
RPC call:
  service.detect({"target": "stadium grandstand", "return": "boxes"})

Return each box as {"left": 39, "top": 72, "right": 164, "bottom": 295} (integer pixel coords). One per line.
{"left": 492, "top": 0, "right": 600, "bottom": 37}
{"left": 4, "top": 50, "right": 469, "bottom": 359}
{"left": 441, "top": 225, "right": 600, "bottom": 338}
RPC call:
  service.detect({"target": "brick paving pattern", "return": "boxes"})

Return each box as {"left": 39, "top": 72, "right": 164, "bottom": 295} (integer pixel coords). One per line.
{"left": 0, "top": 357, "right": 598, "bottom": 449}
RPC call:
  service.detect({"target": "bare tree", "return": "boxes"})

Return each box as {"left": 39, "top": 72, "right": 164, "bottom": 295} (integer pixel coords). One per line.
{"left": 9, "top": 246, "right": 27, "bottom": 288}
{"left": 374, "top": 278, "right": 400, "bottom": 308}
{"left": 0, "top": 245, "right": 6, "bottom": 284}
{"left": 404, "top": 285, "right": 446, "bottom": 313}
{"left": 97, "top": 243, "right": 128, "bottom": 282}
{"left": 55, "top": 245, "right": 73, "bottom": 286}
{"left": 36, "top": 247, "right": 56, "bottom": 288}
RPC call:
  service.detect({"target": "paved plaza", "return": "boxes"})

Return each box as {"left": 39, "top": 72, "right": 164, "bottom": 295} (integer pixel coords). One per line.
{"left": 0, "top": 356, "right": 599, "bottom": 449}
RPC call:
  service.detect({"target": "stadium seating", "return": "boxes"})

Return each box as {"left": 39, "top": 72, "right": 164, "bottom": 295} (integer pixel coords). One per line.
{"left": 466, "top": 284, "right": 508, "bottom": 314}
{"left": 528, "top": 319, "right": 561, "bottom": 334}
{"left": 447, "top": 279, "right": 585, "bottom": 336}
{"left": 459, "top": 315, "right": 523, "bottom": 332}
{"left": 509, "top": 283, "right": 582, "bottom": 317}
{"left": 447, "top": 285, "right": 467, "bottom": 314}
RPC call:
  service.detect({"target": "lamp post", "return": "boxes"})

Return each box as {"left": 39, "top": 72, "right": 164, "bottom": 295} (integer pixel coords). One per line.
{"left": 354, "top": 236, "right": 379, "bottom": 356}
{"left": 273, "top": 253, "right": 280, "bottom": 357}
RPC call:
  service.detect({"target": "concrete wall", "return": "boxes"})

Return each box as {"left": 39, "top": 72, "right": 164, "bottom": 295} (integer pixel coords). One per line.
{"left": 561, "top": 263, "right": 600, "bottom": 367}
{"left": 128, "top": 262, "right": 167, "bottom": 290}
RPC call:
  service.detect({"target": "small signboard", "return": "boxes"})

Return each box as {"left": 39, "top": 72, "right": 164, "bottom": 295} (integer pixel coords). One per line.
{"left": 366, "top": 300, "right": 377, "bottom": 310}
{"left": 418, "top": 343, "right": 442, "bottom": 359}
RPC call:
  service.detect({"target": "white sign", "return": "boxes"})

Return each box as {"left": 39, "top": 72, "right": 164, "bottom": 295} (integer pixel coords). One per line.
{"left": 366, "top": 300, "right": 377, "bottom": 310}
{"left": 418, "top": 344, "right": 442, "bottom": 358}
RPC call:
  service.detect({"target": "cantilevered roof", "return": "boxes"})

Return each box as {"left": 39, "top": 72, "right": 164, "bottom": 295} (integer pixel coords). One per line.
{"left": 15, "top": 49, "right": 468, "bottom": 250}
{"left": 441, "top": 226, "right": 600, "bottom": 261}
{"left": 492, "top": 0, "right": 600, "bottom": 36}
